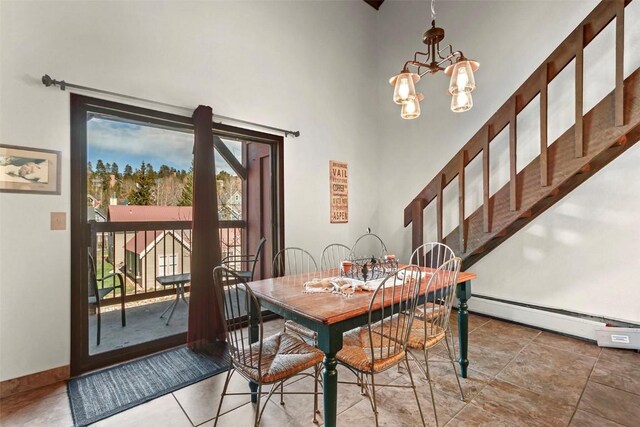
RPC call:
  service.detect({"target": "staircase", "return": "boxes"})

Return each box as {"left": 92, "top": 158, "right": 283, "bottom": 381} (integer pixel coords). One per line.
{"left": 404, "top": 0, "right": 640, "bottom": 270}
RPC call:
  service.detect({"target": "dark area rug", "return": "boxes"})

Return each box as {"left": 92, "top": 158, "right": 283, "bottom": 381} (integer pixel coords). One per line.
{"left": 67, "top": 344, "right": 229, "bottom": 426}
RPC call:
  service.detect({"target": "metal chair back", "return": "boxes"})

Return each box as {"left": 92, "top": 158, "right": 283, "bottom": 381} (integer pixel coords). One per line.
{"left": 421, "top": 257, "right": 462, "bottom": 336}
{"left": 213, "top": 266, "right": 264, "bottom": 379}
{"left": 250, "top": 237, "right": 267, "bottom": 280}
{"left": 320, "top": 243, "right": 351, "bottom": 271}
{"left": 366, "top": 265, "right": 423, "bottom": 363}
{"left": 272, "top": 247, "right": 318, "bottom": 278}
{"left": 410, "top": 242, "right": 455, "bottom": 269}
{"left": 87, "top": 250, "right": 99, "bottom": 302}
{"left": 351, "top": 232, "right": 388, "bottom": 259}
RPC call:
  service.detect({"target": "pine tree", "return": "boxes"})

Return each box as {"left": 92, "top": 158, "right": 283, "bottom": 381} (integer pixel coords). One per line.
{"left": 178, "top": 163, "right": 193, "bottom": 206}
{"left": 127, "top": 162, "right": 155, "bottom": 205}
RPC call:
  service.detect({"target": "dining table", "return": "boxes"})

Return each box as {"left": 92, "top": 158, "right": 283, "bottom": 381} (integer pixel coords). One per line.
{"left": 247, "top": 266, "right": 476, "bottom": 427}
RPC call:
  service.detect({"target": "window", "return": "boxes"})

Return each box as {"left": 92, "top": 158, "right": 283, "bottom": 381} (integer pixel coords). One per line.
{"left": 158, "top": 254, "right": 177, "bottom": 276}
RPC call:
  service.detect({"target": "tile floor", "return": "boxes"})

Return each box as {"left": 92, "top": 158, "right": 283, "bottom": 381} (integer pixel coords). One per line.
{"left": 1, "top": 313, "right": 639, "bottom": 426}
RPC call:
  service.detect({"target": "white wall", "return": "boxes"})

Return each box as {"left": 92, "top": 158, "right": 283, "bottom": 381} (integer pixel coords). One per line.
{"left": 376, "top": 0, "right": 640, "bottom": 326}
{"left": 0, "top": 0, "right": 379, "bottom": 381}
{"left": 1, "top": 0, "right": 639, "bottom": 381}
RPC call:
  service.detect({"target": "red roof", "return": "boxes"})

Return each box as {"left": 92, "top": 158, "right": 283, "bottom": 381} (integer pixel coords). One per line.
{"left": 125, "top": 230, "right": 162, "bottom": 255}
{"left": 125, "top": 230, "right": 193, "bottom": 256}
{"left": 108, "top": 205, "right": 192, "bottom": 222}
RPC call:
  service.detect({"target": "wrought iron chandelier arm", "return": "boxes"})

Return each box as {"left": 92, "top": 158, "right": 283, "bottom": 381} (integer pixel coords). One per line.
{"left": 413, "top": 50, "right": 431, "bottom": 64}
{"left": 436, "top": 50, "right": 464, "bottom": 68}
{"left": 436, "top": 43, "right": 455, "bottom": 60}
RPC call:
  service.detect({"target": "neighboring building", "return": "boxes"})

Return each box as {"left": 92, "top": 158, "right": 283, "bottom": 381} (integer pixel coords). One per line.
{"left": 106, "top": 205, "right": 242, "bottom": 290}
{"left": 124, "top": 229, "right": 192, "bottom": 289}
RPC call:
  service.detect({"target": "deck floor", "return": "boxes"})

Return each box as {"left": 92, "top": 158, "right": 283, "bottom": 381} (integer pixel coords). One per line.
{"left": 89, "top": 293, "right": 189, "bottom": 355}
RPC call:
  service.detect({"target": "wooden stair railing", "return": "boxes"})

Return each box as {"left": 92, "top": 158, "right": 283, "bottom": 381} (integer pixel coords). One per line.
{"left": 403, "top": 0, "right": 640, "bottom": 270}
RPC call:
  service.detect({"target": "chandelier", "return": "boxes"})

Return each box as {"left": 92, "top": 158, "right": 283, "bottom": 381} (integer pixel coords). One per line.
{"left": 390, "top": 0, "right": 479, "bottom": 119}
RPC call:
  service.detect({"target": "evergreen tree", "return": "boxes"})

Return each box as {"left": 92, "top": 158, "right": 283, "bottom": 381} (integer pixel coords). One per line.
{"left": 110, "top": 162, "right": 120, "bottom": 178}
{"left": 178, "top": 163, "right": 193, "bottom": 206}
{"left": 128, "top": 161, "right": 155, "bottom": 205}
{"left": 158, "top": 164, "right": 171, "bottom": 178}
{"left": 95, "top": 160, "right": 106, "bottom": 176}
{"left": 124, "top": 164, "right": 133, "bottom": 178}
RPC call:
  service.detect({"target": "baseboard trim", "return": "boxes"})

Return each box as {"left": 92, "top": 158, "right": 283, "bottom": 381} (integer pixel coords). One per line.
{"left": 467, "top": 296, "right": 608, "bottom": 341}
{"left": 0, "top": 365, "right": 69, "bottom": 399}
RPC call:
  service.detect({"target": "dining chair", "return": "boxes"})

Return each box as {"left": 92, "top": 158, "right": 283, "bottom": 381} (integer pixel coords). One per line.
{"left": 409, "top": 242, "right": 459, "bottom": 365}
{"left": 272, "top": 247, "right": 318, "bottom": 343}
{"left": 88, "top": 250, "right": 126, "bottom": 346}
{"left": 221, "top": 237, "right": 266, "bottom": 282}
{"left": 350, "top": 232, "right": 388, "bottom": 260}
{"left": 404, "top": 256, "right": 463, "bottom": 427}
{"left": 213, "top": 266, "right": 324, "bottom": 426}
{"left": 320, "top": 243, "right": 351, "bottom": 271}
{"left": 336, "top": 265, "right": 426, "bottom": 427}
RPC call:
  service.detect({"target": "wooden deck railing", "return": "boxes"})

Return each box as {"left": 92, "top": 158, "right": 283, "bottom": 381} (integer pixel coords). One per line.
{"left": 404, "top": 0, "right": 639, "bottom": 268}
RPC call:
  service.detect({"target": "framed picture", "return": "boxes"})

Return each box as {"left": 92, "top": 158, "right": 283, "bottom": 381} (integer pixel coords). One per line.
{"left": 0, "top": 144, "right": 61, "bottom": 195}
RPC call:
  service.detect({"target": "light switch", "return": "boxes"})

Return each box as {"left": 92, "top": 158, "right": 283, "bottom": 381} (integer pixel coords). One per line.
{"left": 51, "top": 212, "right": 66, "bottom": 230}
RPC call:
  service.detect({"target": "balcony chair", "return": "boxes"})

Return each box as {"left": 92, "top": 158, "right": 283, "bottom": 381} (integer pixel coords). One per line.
{"left": 404, "top": 256, "right": 464, "bottom": 427}
{"left": 320, "top": 242, "right": 351, "bottom": 271}
{"left": 272, "top": 247, "right": 319, "bottom": 343}
{"left": 336, "top": 265, "right": 425, "bottom": 427}
{"left": 222, "top": 237, "right": 266, "bottom": 282}
{"left": 350, "top": 231, "right": 388, "bottom": 260}
{"left": 212, "top": 266, "right": 323, "bottom": 426}
{"left": 88, "top": 250, "right": 126, "bottom": 346}
{"left": 409, "top": 242, "right": 459, "bottom": 370}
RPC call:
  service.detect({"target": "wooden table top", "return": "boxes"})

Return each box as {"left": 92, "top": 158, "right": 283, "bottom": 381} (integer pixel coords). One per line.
{"left": 248, "top": 266, "right": 476, "bottom": 326}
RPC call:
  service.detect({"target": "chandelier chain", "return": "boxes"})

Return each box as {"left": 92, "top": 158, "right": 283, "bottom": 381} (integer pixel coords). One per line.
{"left": 431, "top": 0, "right": 436, "bottom": 22}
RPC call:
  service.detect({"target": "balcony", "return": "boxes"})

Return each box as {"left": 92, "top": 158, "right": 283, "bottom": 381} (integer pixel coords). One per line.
{"left": 88, "top": 219, "right": 244, "bottom": 355}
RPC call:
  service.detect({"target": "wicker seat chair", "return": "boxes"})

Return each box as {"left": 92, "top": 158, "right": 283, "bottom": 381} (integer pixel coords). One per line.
{"left": 320, "top": 243, "right": 351, "bottom": 271}
{"left": 350, "top": 232, "right": 388, "bottom": 260}
{"left": 336, "top": 265, "right": 426, "bottom": 427}
{"left": 212, "top": 266, "right": 323, "bottom": 426}
{"left": 272, "top": 248, "right": 319, "bottom": 342}
{"left": 405, "top": 256, "right": 463, "bottom": 427}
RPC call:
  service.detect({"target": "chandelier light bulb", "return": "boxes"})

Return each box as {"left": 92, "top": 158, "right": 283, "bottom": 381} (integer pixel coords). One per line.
{"left": 451, "top": 90, "right": 473, "bottom": 113}
{"left": 401, "top": 93, "right": 423, "bottom": 120}
{"left": 448, "top": 60, "right": 476, "bottom": 95}
{"left": 391, "top": 71, "right": 419, "bottom": 104}
{"left": 398, "top": 78, "right": 411, "bottom": 99}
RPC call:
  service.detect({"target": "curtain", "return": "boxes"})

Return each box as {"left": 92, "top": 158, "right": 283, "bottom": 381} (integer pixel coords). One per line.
{"left": 188, "top": 105, "right": 225, "bottom": 347}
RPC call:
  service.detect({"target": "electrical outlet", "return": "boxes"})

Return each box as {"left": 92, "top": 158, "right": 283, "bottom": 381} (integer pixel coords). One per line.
{"left": 51, "top": 212, "right": 66, "bottom": 230}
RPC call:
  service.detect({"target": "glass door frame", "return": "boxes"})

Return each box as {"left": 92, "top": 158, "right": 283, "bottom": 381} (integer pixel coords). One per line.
{"left": 70, "top": 94, "right": 284, "bottom": 376}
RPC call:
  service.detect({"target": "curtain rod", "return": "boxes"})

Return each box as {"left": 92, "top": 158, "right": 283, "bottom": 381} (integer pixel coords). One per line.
{"left": 41, "top": 74, "right": 300, "bottom": 138}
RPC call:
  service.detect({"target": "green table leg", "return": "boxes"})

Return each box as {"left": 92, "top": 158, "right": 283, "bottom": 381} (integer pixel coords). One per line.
{"left": 248, "top": 295, "right": 260, "bottom": 403}
{"left": 456, "top": 280, "right": 472, "bottom": 378}
{"left": 317, "top": 327, "right": 343, "bottom": 427}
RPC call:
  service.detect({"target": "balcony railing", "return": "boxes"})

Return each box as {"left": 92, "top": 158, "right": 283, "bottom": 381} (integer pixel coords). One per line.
{"left": 89, "top": 219, "right": 245, "bottom": 305}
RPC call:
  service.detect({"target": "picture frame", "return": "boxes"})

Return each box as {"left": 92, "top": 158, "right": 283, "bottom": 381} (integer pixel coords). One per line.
{"left": 0, "top": 144, "right": 61, "bottom": 195}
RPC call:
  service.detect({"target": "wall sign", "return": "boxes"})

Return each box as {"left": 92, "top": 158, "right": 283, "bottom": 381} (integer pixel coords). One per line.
{"left": 330, "top": 160, "right": 348, "bottom": 223}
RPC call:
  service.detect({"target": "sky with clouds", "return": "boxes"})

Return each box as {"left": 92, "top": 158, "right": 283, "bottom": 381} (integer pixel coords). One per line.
{"left": 87, "top": 117, "right": 241, "bottom": 174}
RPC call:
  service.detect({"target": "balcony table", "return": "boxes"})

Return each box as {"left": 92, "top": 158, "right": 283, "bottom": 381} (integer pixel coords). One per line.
{"left": 247, "top": 266, "right": 476, "bottom": 427}
{"left": 156, "top": 273, "right": 190, "bottom": 325}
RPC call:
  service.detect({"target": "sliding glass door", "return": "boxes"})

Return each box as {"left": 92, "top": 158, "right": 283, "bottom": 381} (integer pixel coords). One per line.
{"left": 70, "top": 95, "right": 284, "bottom": 375}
